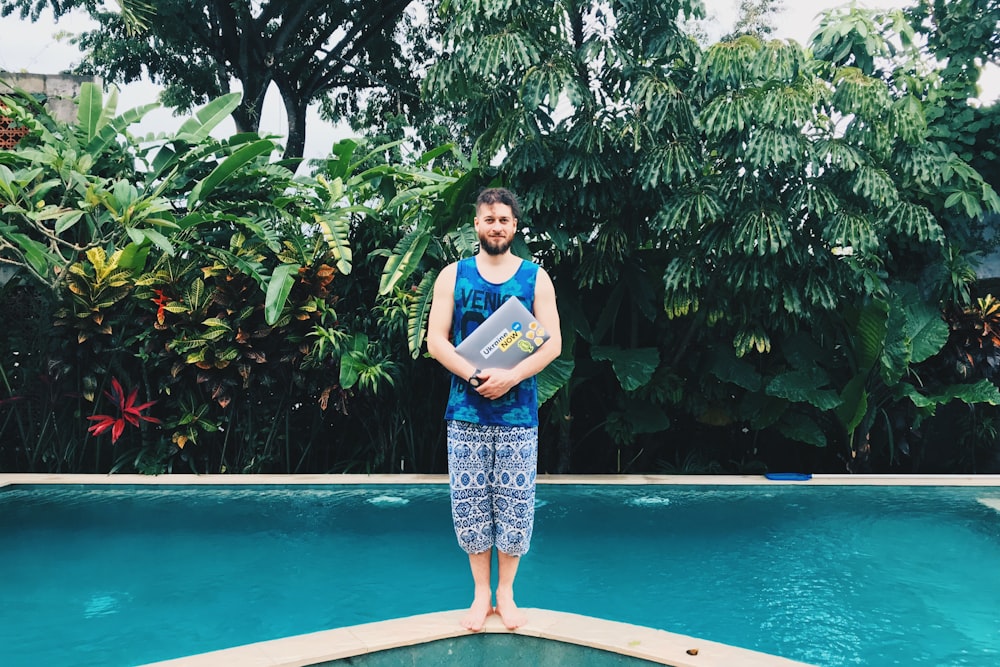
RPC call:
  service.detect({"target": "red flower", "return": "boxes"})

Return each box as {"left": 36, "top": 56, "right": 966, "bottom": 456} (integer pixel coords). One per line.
{"left": 86, "top": 378, "right": 162, "bottom": 443}
{"left": 152, "top": 289, "right": 170, "bottom": 325}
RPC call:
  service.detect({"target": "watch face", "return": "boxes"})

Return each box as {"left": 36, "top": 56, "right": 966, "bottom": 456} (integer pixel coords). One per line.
{"left": 469, "top": 376, "right": 482, "bottom": 387}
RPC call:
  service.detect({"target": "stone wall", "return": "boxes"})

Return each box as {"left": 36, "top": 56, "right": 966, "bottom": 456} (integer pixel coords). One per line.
{"left": 0, "top": 71, "right": 95, "bottom": 124}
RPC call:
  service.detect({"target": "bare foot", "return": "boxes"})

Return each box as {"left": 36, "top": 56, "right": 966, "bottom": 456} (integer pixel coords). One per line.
{"left": 460, "top": 592, "right": 494, "bottom": 632}
{"left": 494, "top": 589, "right": 527, "bottom": 630}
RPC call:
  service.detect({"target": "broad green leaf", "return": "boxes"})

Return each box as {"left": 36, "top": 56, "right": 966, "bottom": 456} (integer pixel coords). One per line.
{"left": 852, "top": 300, "right": 889, "bottom": 373}
{"left": 207, "top": 248, "right": 266, "bottom": 290}
{"left": 97, "top": 86, "right": 119, "bottom": 129}
{"left": 417, "top": 142, "right": 457, "bottom": 166}
{"left": 940, "top": 379, "right": 1000, "bottom": 405}
{"left": 117, "top": 243, "right": 150, "bottom": 272}
{"left": 54, "top": 210, "right": 84, "bottom": 234}
{"left": 708, "top": 350, "right": 762, "bottom": 392}
{"left": 537, "top": 358, "right": 574, "bottom": 406}
{"left": 834, "top": 374, "right": 868, "bottom": 434}
{"left": 766, "top": 369, "right": 841, "bottom": 410}
{"left": 406, "top": 271, "right": 436, "bottom": 358}
{"left": 317, "top": 213, "right": 353, "bottom": 275}
{"left": 352, "top": 139, "right": 405, "bottom": 175}
{"left": 325, "top": 139, "right": 359, "bottom": 181}
{"left": 888, "top": 201, "right": 943, "bottom": 243}
{"left": 699, "top": 92, "right": 753, "bottom": 139}
{"left": 8, "top": 232, "right": 51, "bottom": 275}
{"left": 88, "top": 102, "right": 159, "bottom": 156}
{"left": 898, "top": 379, "right": 1000, "bottom": 409}
{"left": 591, "top": 346, "right": 659, "bottom": 392}
{"left": 903, "top": 298, "right": 948, "bottom": 364}
{"left": 175, "top": 92, "right": 242, "bottom": 142}
{"left": 880, "top": 303, "right": 910, "bottom": 386}
{"left": 188, "top": 139, "right": 274, "bottom": 209}
{"left": 264, "top": 263, "right": 301, "bottom": 325}
{"left": 850, "top": 164, "right": 898, "bottom": 206}
{"left": 447, "top": 224, "right": 479, "bottom": 258}
{"left": 77, "top": 82, "right": 102, "bottom": 144}
{"left": 200, "top": 328, "right": 229, "bottom": 342}
{"left": 141, "top": 228, "right": 175, "bottom": 256}
{"left": 339, "top": 334, "right": 369, "bottom": 389}
{"left": 776, "top": 413, "right": 828, "bottom": 447}
{"left": 387, "top": 183, "right": 454, "bottom": 211}
{"left": 823, "top": 211, "right": 879, "bottom": 254}
{"left": 150, "top": 144, "right": 178, "bottom": 179}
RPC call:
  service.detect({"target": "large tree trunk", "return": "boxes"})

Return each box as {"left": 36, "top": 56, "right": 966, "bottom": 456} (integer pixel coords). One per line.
{"left": 277, "top": 83, "right": 308, "bottom": 161}
{"left": 232, "top": 82, "right": 269, "bottom": 135}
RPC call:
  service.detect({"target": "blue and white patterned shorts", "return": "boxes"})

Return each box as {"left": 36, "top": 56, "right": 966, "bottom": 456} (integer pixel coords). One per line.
{"left": 447, "top": 420, "right": 538, "bottom": 557}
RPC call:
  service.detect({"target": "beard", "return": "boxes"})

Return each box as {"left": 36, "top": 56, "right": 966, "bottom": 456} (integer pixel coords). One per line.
{"left": 480, "top": 235, "right": 512, "bottom": 256}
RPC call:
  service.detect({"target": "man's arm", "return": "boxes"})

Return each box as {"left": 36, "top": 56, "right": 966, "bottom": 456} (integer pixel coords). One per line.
{"left": 426, "top": 263, "right": 480, "bottom": 382}
{"left": 476, "top": 267, "right": 562, "bottom": 400}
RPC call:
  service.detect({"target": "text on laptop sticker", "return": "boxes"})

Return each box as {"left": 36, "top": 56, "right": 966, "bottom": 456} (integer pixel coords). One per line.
{"left": 479, "top": 320, "right": 546, "bottom": 359}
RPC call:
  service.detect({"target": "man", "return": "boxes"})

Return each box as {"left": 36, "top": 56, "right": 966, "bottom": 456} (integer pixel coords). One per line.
{"left": 427, "top": 187, "right": 561, "bottom": 632}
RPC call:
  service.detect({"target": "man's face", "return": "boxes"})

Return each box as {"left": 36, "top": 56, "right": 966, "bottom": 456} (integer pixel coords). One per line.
{"left": 475, "top": 202, "right": 517, "bottom": 256}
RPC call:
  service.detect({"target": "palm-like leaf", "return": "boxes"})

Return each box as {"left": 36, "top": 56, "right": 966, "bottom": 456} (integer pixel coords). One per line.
{"left": 405, "top": 272, "right": 436, "bottom": 359}
{"left": 378, "top": 228, "right": 432, "bottom": 297}
{"left": 317, "top": 213, "right": 353, "bottom": 276}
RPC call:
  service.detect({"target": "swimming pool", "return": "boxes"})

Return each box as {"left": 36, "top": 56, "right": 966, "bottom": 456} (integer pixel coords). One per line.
{"left": 2, "top": 477, "right": 999, "bottom": 666}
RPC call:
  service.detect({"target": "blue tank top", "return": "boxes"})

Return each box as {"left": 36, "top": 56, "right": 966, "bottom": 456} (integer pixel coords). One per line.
{"left": 445, "top": 257, "right": 540, "bottom": 427}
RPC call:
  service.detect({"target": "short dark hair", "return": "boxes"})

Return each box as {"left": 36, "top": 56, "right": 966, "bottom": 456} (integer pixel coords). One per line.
{"left": 476, "top": 187, "right": 521, "bottom": 221}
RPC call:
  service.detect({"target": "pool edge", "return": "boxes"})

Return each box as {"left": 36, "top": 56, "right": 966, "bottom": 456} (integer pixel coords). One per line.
{"left": 135, "top": 608, "right": 816, "bottom": 667}
{"left": 3, "top": 472, "right": 1000, "bottom": 486}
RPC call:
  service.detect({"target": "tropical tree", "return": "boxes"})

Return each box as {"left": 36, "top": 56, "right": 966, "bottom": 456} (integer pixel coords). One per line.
{"left": 0, "top": 0, "right": 441, "bottom": 160}
{"left": 722, "top": 0, "right": 785, "bottom": 41}
{"left": 811, "top": 0, "right": 1000, "bottom": 189}
{"left": 409, "top": 0, "right": 1000, "bottom": 472}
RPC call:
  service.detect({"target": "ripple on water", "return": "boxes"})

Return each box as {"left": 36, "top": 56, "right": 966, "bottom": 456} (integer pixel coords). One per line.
{"left": 626, "top": 496, "right": 672, "bottom": 507}
{"left": 366, "top": 495, "right": 410, "bottom": 507}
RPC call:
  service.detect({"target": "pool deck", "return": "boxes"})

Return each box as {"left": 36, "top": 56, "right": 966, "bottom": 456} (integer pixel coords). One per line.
{"left": 5, "top": 472, "right": 1000, "bottom": 667}
{"left": 133, "top": 608, "right": 814, "bottom": 667}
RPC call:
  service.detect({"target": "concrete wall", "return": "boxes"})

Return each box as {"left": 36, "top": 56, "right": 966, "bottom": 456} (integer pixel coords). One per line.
{"left": 0, "top": 71, "right": 96, "bottom": 123}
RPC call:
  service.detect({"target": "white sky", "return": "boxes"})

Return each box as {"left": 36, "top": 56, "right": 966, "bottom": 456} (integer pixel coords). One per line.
{"left": 0, "top": 0, "right": 997, "bottom": 160}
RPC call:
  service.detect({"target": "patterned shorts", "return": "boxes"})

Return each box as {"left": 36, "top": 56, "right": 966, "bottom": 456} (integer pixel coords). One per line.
{"left": 447, "top": 420, "right": 538, "bottom": 557}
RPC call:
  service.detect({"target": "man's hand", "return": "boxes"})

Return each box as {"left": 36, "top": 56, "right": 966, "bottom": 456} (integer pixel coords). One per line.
{"left": 474, "top": 368, "right": 522, "bottom": 400}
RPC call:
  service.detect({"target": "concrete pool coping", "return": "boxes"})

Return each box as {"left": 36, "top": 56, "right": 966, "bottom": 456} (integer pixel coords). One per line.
{"left": 134, "top": 608, "right": 815, "bottom": 667}
{"left": 5, "top": 472, "right": 1000, "bottom": 667}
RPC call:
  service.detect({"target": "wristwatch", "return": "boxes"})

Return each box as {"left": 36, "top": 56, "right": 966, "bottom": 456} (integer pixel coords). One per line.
{"left": 468, "top": 369, "right": 483, "bottom": 387}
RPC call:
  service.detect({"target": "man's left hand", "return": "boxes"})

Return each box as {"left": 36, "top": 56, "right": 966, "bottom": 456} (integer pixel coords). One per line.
{"left": 475, "top": 368, "right": 522, "bottom": 400}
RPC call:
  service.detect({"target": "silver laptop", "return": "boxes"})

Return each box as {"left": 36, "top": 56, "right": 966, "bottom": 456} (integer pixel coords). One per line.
{"left": 455, "top": 296, "right": 551, "bottom": 369}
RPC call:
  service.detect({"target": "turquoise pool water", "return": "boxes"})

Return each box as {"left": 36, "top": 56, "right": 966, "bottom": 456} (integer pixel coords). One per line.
{"left": 1, "top": 483, "right": 999, "bottom": 666}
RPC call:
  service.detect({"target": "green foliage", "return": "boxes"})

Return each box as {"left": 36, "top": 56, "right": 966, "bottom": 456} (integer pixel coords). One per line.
{"left": 811, "top": 0, "right": 1000, "bottom": 192}
{"left": 0, "top": 0, "right": 442, "bottom": 159}
{"left": 4, "top": 2, "right": 1000, "bottom": 476}
{"left": 424, "top": 1, "right": 1000, "bottom": 472}
{"left": 0, "top": 83, "right": 444, "bottom": 474}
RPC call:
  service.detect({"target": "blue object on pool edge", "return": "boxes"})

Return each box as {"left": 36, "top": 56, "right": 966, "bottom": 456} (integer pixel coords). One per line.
{"left": 765, "top": 472, "right": 812, "bottom": 481}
